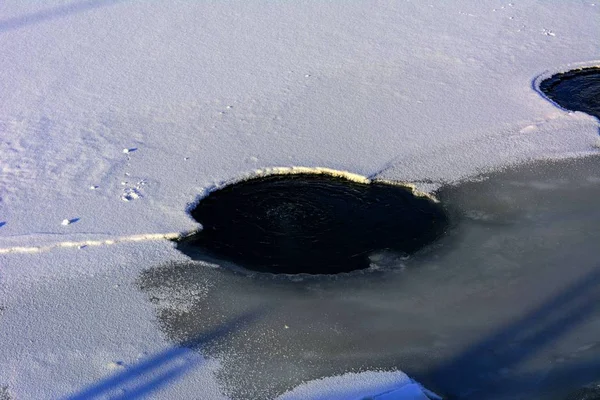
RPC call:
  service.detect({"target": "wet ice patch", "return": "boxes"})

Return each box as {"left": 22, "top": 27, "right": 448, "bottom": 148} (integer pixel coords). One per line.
{"left": 142, "top": 156, "right": 600, "bottom": 400}
{"left": 564, "top": 384, "right": 600, "bottom": 400}
{"left": 177, "top": 171, "right": 448, "bottom": 275}
{"left": 539, "top": 67, "right": 600, "bottom": 120}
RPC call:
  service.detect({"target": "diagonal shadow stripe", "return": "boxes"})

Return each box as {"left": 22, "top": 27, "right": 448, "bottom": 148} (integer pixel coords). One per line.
{"left": 64, "top": 308, "right": 263, "bottom": 400}
{"left": 424, "top": 267, "right": 600, "bottom": 398}
{"left": 0, "top": 0, "right": 126, "bottom": 32}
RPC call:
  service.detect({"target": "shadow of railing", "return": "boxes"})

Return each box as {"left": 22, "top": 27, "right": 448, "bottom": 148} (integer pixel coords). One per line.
{"left": 64, "top": 309, "right": 263, "bottom": 400}
{"left": 420, "top": 267, "right": 600, "bottom": 399}
{"left": 0, "top": 0, "right": 125, "bottom": 32}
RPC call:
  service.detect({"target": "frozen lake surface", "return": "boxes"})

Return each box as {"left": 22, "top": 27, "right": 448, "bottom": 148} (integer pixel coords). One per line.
{"left": 140, "top": 155, "right": 600, "bottom": 400}
{"left": 1, "top": 1, "right": 599, "bottom": 398}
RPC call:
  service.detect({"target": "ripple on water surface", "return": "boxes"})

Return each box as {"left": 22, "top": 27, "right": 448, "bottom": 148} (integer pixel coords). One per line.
{"left": 177, "top": 172, "right": 448, "bottom": 275}
{"left": 539, "top": 67, "right": 600, "bottom": 120}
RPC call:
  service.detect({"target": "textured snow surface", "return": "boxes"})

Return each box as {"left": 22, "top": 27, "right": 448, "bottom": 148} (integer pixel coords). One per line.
{"left": 275, "top": 371, "right": 437, "bottom": 400}
{"left": 0, "top": 0, "right": 599, "bottom": 398}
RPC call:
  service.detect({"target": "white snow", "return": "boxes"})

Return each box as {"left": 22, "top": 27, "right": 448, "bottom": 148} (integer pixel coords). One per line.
{"left": 0, "top": 0, "right": 599, "bottom": 398}
{"left": 276, "top": 371, "right": 439, "bottom": 400}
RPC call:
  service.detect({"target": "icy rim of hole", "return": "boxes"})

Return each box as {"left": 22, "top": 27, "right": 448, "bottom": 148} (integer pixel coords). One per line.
{"left": 186, "top": 166, "right": 440, "bottom": 217}
{"left": 532, "top": 59, "right": 600, "bottom": 111}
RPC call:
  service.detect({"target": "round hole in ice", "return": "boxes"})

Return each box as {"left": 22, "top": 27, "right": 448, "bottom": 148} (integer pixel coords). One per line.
{"left": 539, "top": 67, "right": 600, "bottom": 120}
{"left": 177, "top": 170, "right": 448, "bottom": 274}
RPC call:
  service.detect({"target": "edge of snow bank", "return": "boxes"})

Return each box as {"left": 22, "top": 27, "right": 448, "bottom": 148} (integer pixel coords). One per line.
{"left": 186, "top": 166, "right": 439, "bottom": 221}
{"left": 275, "top": 370, "right": 442, "bottom": 400}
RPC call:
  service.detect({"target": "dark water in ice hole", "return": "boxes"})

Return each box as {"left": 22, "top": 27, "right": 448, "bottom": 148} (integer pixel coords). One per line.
{"left": 178, "top": 174, "right": 448, "bottom": 274}
{"left": 539, "top": 67, "right": 600, "bottom": 120}
{"left": 139, "top": 156, "right": 600, "bottom": 400}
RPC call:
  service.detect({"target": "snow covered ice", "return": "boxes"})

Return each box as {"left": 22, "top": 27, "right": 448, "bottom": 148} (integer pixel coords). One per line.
{"left": 1, "top": 0, "right": 600, "bottom": 399}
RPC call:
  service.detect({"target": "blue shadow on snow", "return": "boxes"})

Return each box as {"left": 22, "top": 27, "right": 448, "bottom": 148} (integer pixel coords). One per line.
{"left": 0, "top": 0, "right": 125, "bottom": 32}
{"left": 64, "top": 309, "right": 263, "bottom": 400}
